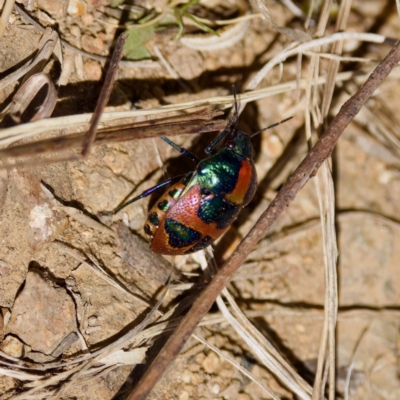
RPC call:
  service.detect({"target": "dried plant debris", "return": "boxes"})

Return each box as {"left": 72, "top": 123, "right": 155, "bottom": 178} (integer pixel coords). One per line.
{"left": 0, "top": 0, "right": 400, "bottom": 399}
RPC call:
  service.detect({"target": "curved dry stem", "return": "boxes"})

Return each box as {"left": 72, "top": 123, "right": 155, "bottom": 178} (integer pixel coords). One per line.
{"left": 245, "top": 31, "right": 388, "bottom": 91}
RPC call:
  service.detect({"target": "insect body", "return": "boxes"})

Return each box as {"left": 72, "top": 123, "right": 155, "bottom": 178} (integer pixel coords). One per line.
{"left": 143, "top": 131, "right": 257, "bottom": 255}
{"left": 113, "top": 90, "right": 289, "bottom": 255}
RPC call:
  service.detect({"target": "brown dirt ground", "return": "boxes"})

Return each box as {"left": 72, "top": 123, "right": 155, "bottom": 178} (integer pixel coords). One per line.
{"left": 0, "top": 0, "right": 400, "bottom": 399}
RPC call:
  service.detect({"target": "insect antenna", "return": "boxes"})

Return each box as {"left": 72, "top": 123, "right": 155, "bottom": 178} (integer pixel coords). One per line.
{"left": 250, "top": 116, "right": 293, "bottom": 138}
{"left": 113, "top": 174, "right": 187, "bottom": 214}
{"left": 205, "top": 86, "right": 240, "bottom": 154}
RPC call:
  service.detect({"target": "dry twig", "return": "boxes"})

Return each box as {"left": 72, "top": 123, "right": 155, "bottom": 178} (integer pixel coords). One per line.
{"left": 81, "top": 33, "right": 127, "bottom": 157}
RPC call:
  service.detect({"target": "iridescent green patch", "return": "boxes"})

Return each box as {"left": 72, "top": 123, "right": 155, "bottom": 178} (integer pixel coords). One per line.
{"left": 148, "top": 212, "right": 159, "bottom": 226}
{"left": 196, "top": 149, "right": 243, "bottom": 196}
{"left": 157, "top": 199, "right": 169, "bottom": 212}
{"left": 198, "top": 195, "right": 240, "bottom": 229}
{"left": 165, "top": 218, "right": 201, "bottom": 248}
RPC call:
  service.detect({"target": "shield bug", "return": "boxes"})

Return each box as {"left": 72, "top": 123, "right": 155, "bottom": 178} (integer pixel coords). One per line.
{"left": 114, "top": 89, "right": 290, "bottom": 255}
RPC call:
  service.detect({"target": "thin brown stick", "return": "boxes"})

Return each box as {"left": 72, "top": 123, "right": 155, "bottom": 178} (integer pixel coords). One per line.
{"left": 81, "top": 33, "right": 127, "bottom": 158}
{"left": 0, "top": 111, "right": 225, "bottom": 162}
{"left": 127, "top": 41, "right": 400, "bottom": 400}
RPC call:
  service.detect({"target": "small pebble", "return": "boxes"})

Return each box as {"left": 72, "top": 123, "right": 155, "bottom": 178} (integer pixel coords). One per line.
{"left": 37, "top": 0, "right": 66, "bottom": 19}
{"left": 84, "top": 60, "right": 102, "bottom": 80}
{"left": 82, "top": 35, "right": 105, "bottom": 55}
{"left": 81, "top": 13, "right": 94, "bottom": 26}
{"left": 0, "top": 335, "right": 24, "bottom": 358}
{"left": 68, "top": 0, "right": 87, "bottom": 16}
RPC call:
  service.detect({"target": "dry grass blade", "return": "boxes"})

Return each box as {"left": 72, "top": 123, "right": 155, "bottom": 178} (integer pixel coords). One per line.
{"left": 217, "top": 289, "right": 311, "bottom": 399}
{"left": 251, "top": 0, "right": 311, "bottom": 42}
{"left": 302, "top": 3, "right": 338, "bottom": 399}
{"left": 194, "top": 251, "right": 285, "bottom": 399}
{"left": 304, "top": 3, "right": 352, "bottom": 397}
{"left": 245, "top": 31, "right": 387, "bottom": 91}
{"left": 0, "top": 0, "right": 15, "bottom": 40}
{"left": 359, "top": 105, "right": 400, "bottom": 157}
{"left": 313, "top": 163, "right": 338, "bottom": 400}
{"left": 97, "top": 347, "right": 148, "bottom": 366}
{"left": 0, "top": 109, "right": 225, "bottom": 167}
{"left": 180, "top": 18, "right": 251, "bottom": 51}
{"left": 198, "top": 250, "right": 311, "bottom": 399}
{"left": 320, "top": 0, "right": 353, "bottom": 121}
{"left": 344, "top": 323, "right": 372, "bottom": 400}
{"left": 397, "top": 0, "right": 400, "bottom": 23}
{"left": 125, "top": 28, "right": 400, "bottom": 400}
{"left": 0, "top": 367, "right": 42, "bottom": 381}
{"left": 190, "top": 12, "right": 263, "bottom": 26}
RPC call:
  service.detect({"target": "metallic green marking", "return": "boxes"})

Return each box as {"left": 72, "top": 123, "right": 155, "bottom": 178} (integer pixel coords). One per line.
{"left": 164, "top": 218, "right": 201, "bottom": 248}
{"left": 157, "top": 199, "right": 169, "bottom": 212}
{"left": 198, "top": 195, "right": 240, "bottom": 229}
{"left": 196, "top": 149, "right": 243, "bottom": 196}
{"left": 148, "top": 212, "right": 159, "bottom": 227}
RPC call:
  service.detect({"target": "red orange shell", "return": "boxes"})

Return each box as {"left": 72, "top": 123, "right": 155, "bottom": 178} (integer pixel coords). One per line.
{"left": 226, "top": 159, "right": 257, "bottom": 206}
{"left": 150, "top": 184, "right": 236, "bottom": 255}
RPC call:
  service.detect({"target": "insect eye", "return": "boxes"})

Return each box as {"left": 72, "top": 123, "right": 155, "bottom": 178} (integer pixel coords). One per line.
{"left": 227, "top": 140, "right": 234, "bottom": 148}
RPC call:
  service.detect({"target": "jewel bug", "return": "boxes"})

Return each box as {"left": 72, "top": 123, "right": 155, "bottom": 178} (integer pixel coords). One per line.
{"left": 114, "top": 89, "right": 291, "bottom": 255}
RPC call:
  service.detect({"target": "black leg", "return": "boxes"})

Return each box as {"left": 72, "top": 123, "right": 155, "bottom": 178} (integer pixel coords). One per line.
{"left": 205, "top": 86, "right": 239, "bottom": 154}
{"left": 113, "top": 174, "right": 187, "bottom": 214}
{"left": 161, "top": 137, "right": 200, "bottom": 163}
